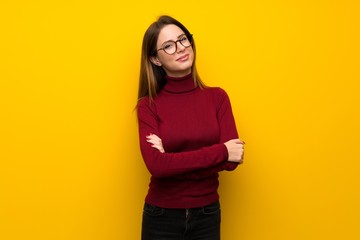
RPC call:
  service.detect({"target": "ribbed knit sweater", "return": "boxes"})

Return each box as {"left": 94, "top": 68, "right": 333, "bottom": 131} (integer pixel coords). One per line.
{"left": 137, "top": 73, "right": 239, "bottom": 208}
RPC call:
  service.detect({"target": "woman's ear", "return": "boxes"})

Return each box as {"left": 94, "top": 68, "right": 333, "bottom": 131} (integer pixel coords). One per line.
{"left": 150, "top": 56, "right": 162, "bottom": 66}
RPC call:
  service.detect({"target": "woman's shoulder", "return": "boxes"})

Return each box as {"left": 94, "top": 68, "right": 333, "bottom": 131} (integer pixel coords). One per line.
{"left": 137, "top": 96, "right": 150, "bottom": 105}
{"left": 203, "top": 86, "right": 229, "bottom": 98}
{"left": 136, "top": 96, "right": 154, "bottom": 112}
{"left": 202, "top": 87, "right": 232, "bottom": 109}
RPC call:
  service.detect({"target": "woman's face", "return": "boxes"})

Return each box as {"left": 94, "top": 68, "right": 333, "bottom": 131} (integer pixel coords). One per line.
{"left": 151, "top": 24, "right": 194, "bottom": 77}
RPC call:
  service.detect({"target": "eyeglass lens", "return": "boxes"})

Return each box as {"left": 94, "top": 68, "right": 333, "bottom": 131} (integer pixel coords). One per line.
{"left": 162, "top": 35, "right": 192, "bottom": 54}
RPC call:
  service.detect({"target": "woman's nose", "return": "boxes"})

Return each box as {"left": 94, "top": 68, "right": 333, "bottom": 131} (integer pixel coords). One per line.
{"left": 176, "top": 41, "right": 185, "bottom": 53}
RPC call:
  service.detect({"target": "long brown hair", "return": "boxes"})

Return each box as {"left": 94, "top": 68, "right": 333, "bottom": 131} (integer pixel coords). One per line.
{"left": 137, "top": 15, "right": 206, "bottom": 102}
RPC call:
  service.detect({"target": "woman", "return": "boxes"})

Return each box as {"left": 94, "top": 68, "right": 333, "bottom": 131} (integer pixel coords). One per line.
{"left": 137, "top": 15, "right": 244, "bottom": 240}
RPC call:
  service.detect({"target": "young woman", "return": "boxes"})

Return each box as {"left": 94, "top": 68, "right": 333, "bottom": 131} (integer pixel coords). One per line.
{"left": 137, "top": 15, "right": 244, "bottom": 240}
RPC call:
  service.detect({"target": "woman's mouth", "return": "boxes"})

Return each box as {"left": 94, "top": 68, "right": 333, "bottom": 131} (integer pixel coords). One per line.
{"left": 176, "top": 54, "right": 189, "bottom": 62}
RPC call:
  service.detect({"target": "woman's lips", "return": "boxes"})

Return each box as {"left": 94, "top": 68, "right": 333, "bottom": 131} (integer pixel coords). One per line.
{"left": 176, "top": 54, "right": 189, "bottom": 62}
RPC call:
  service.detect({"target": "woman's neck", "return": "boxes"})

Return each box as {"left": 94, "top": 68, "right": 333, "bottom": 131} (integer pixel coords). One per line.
{"left": 163, "top": 73, "right": 196, "bottom": 93}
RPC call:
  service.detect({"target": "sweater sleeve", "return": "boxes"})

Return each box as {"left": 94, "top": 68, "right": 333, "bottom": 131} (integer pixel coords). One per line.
{"left": 170, "top": 88, "right": 240, "bottom": 180}
{"left": 137, "top": 97, "right": 229, "bottom": 178}
{"left": 216, "top": 88, "right": 240, "bottom": 171}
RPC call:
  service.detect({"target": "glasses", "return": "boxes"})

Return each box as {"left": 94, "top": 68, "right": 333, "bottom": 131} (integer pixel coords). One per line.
{"left": 157, "top": 34, "right": 193, "bottom": 55}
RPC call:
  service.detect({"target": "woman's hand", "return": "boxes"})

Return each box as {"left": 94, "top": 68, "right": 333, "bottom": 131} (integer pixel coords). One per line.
{"left": 224, "top": 139, "right": 245, "bottom": 163}
{"left": 146, "top": 134, "right": 165, "bottom": 153}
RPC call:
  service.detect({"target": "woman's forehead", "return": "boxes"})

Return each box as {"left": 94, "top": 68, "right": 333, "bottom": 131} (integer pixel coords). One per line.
{"left": 157, "top": 24, "right": 185, "bottom": 43}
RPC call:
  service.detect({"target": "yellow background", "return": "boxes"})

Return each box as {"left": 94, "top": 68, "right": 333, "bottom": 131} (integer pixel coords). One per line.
{"left": 1, "top": 0, "right": 359, "bottom": 239}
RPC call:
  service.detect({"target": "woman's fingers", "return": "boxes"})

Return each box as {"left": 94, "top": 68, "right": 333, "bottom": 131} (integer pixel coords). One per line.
{"left": 224, "top": 138, "right": 245, "bottom": 163}
{"left": 146, "top": 134, "right": 165, "bottom": 153}
{"left": 146, "top": 135, "right": 161, "bottom": 144}
{"left": 146, "top": 133, "right": 161, "bottom": 140}
{"left": 231, "top": 139, "right": 245, "bottom": 145}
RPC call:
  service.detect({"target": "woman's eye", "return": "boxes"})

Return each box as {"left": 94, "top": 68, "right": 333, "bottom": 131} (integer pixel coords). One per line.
{"left": 163, "top": 43, "right": 173, "bottom": 49}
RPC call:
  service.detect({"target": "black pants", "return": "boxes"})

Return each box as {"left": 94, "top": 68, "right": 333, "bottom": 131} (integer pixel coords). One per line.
{"left": 141, "top": 201, "right": 221, "bottom": 240}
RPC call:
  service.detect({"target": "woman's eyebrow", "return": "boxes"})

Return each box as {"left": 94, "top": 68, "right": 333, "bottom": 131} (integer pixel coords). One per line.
{"left": 162, "top": 34, "right": 186, "bottom": 44}
{"left": 177, "top": 33, "right": 186, "bottom": 38}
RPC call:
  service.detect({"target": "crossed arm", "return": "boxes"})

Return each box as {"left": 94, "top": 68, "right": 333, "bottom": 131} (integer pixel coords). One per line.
{"left": 138, "top": 88, "right": 245, "bottom": 179}
{"left": 146, "top": 133, "right": 244, "bottom": 163}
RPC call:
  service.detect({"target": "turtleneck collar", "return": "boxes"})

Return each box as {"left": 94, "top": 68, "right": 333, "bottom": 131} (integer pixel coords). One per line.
{"left": 163, "top": 73, "right": 197, "bottom": 94}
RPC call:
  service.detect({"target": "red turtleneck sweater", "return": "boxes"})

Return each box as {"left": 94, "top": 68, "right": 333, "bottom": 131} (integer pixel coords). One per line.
{"left": 137, "top": 73, "right": 239, "bottom": 208}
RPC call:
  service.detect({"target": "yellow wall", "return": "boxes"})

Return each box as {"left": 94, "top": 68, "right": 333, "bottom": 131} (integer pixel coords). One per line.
{"left": 1, "top": 0, "right": 359, "bottom": 239}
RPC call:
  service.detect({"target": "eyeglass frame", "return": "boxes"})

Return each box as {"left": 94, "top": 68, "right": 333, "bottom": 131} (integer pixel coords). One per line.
{"left": 156, "top": 34, "right": 193, "bottom": 55}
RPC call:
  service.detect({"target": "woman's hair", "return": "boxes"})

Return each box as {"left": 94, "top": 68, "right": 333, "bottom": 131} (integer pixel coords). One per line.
{"left": 137, "top": 15, "right": 206, "bottom": 102}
